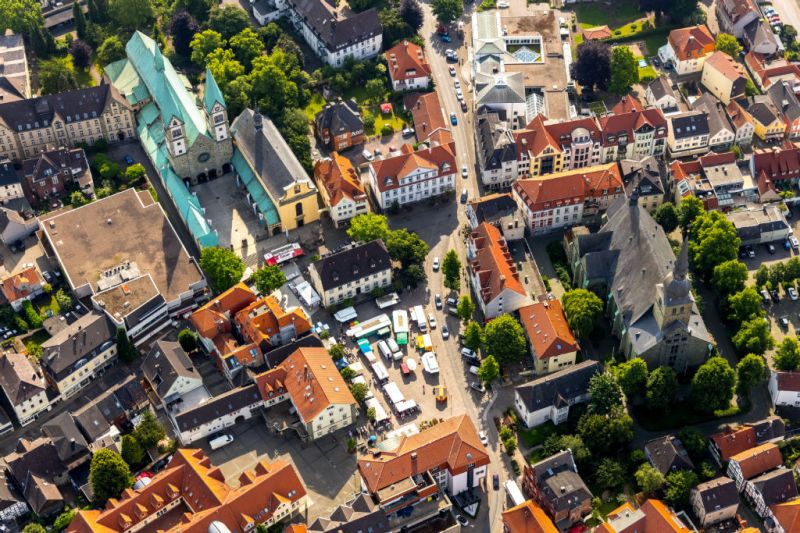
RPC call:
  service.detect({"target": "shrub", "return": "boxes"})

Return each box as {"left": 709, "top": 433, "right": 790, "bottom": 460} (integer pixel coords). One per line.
{"left": 380, "top": 125, "right": 393, "bottom": 136}
{"left": 21, "top": 301, "right": 43, "bottom": 328}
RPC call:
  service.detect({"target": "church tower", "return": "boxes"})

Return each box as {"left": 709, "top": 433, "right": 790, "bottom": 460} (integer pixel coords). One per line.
{"left": 654, "top": 237, "right": 694, "bottom": 330}
{"left": 203, "top": 68, "right": 229, "bottom": 142}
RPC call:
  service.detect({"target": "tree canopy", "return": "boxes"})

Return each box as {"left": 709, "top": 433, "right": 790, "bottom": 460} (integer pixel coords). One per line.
{"left": 678, "top": 196, "right": 705, "bottom": 232}
{"left": 0, "top": 0, "right": 44, "bottom": 33}
{"left": 712, "top": 260, "right": 748, "bottom": 297}
{"left": 477, "top": 355, "right": 500, "bottom": 384}
{"left": 577, "top": 408, "right": 634, "bottom": 456}
{"left": 348, "top": 213, "right": 390, "bottom": 242}
{"left": 400, "top": 0, "right": 424, "bottom": 31}
{"left": 483, "top": 314, "right": 527, "bottom": 366}
{"left": 562, "top": 289, "right": 603, "bottom": 339}
{"left": 108, "top": 0, "right": 154, "bottom": 30}
{"left": 690, "top": 356, "right": 736, "bottom": 413}
{"left": 431, "top": 0, "right": 463, "bottom": 24}
{"left": 732, "top": 316, "right": 774, "bottom": 356}
{"left": 571, "top": 40, "right": 611, "bottom": 91}
{"left": 736, "top": 353, "right": 767, "bottom": 396}
{"left": 609, "top": 46, "right": 639, "bottom": 95}
{"left": 653, "top": 202, "right": 679, "bottom": 234}
{"left": 199, "top": 247, "right": 245, "bottom": 293}
{"left": 97, "top": 36, "right": 127, "bottom": 65}
{"left": 774, "top": 337, "right": 800, "bottom": 371}
{"left": 38, "top": 57, "right": 78, "bottom": 95}
{"left": 386, "top": 229, "right": 429, "bottom": 268}
{"left": 190, "top": 29, "right": 226, "bottom": 67}
{"left": 121, "top": 434, "right": 146, "bottom": 467}
{"left": 463, "top": 321, "right": 484, "bottom": 351}
{"left": 133, "top": 409, "right": 166, "bottom": 448}
{"left": 252, "top": 265, "right": 286, "bottom": 295}
{"left": 715, "top": 33, "right": 743, "bottom": 58}
{"left": 587, "top": 372, "right": 623, "bottom": 415}
{"left": 665, "top": 470, "right": 699, "bottom": 508}
{"left": 727, "top": 287, "right": 765, "bottom": 325}
{"left": 208, "top": 5, "right": 250, "bottom": 40}
{"left": 170, "top": 9, "right": 200, "bottom": 58}
{"left": 442, "top": 250, "right": 462, "bottom": 291}
{"left": 635, "top": 463, "right": 666, "bottom": 494}
{"left": 457, "top": 295, "right": 475, "bottom": 322}
{"left": 614, "top": 358, "right": 648, "bottom": 398}
{"left": 90, "top": 449, "right": 133, "bottom": 504}
{"left": 646, "top": 366, "right": 678, "bottom": 412}
{"left": 689, "top": 210, "right": 741, "bottom": 280}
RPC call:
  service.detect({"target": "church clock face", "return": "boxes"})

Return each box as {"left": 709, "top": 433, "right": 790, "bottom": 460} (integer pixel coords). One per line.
{"left": 197, "top": 152, "right": 210, "bottom": 163}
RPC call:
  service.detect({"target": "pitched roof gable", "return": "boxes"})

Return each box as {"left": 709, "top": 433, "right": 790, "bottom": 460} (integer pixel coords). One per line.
{"left": 469, "top": 222, "right": 527, "bottom": 304}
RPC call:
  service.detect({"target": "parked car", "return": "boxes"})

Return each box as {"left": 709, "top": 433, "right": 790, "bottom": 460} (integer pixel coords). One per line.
{"left": 746, "top": 245, "right": 755, "bottom": 258}
{"left": 480, "top": 431, "right": 489, "bottom": 446}
{"left": 469, "top": 365, "right": 479, "bottom": 376}
{"left": 771, "top": 289, "right": 781, "bottom": 303}
{"left": 441, "top": 324, "right": 450, "bottom": 339}
{"left": 780, "top": 316, "right": 790, "bottom": 329}
{"left": 460, "top": 99, "right": 468, "bottom": 112}
{"left": 456, "top": 515, "right": 468, "bottom": 527}
{"left": 460, "top": 190, "right": 468, "bottom": 203}
{"left": 790, "top": 236, "right": 798, "bottom": 250}
{"left": 768, "top": 243, "right": 776, "bottom": 254}
{"left": 454, "top": 79, "right": 461, "bottom": 88}
{"left": 493, "top": 473, "right": 500, "bottom": 489}
{"left": 435, "top": 294, "right": 442, "bottom": 309}
{"left": 428, "top": 313, "right": 437, "bottom": 329}
{"left": 789, "top": 287, "right": 798, "bottom": 301}
{"left": 42, "top": 271, "right": 52, "bottom": 283}
{"left": 472, "top": 382, "right": 486, "bottom": 393}
{"left": 208, "top": 433, "right": 234, "bottom": 450}
{"left": 447, "top": 305, "right": 459, "bottom": 316}
{"left": 447, "top": 297, "right": 458, "bottom": 307}
{"left": 402, "top": 127, "right": 415, "bottom": 137}
{"left": 449, "top": 66, "right": 456, "bottom": 76}
{"left": 432, "top": 257, "right": 440, "bottom": 271}
{"left": 123, "top": 154, "right": 135, "bottom": 165}
{"left": 461, "top": 166, "right": 468, "bottom": 178}
{"left": 450, "top": 113, "right": 458, "bottom": 125}
{"left": 497, "top": 1, "right": 509, "bottom": 7}
{"left": 362, "top": 150, "right": 374, "bottom": 161}
{"left": 762, "top": 289, "right": 772, "bottom": 304}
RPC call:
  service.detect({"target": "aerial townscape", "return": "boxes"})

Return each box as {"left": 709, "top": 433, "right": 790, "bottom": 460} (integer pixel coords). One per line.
{"left": 2, "top": 0, "right": 800, "bottom": 531}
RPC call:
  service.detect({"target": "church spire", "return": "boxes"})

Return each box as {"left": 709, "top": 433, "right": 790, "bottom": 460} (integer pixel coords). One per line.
{"left": 664, "top": 237, "right": 691, "bottom": 303}
{"left": 674, "top": 237, "right": 689, "bottom": 282}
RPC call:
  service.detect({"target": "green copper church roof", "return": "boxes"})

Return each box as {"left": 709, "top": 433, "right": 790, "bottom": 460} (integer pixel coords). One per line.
{"left": 125, "top": 31, "right": 208, "bottom": 146}
{"left": 231, "top": 148, "right": 280, "bottom": 227}
{"left": 103, "top": 58, "right": 149, "bottom": 106}
{"left": 203, "top": 67, "right": 226, "bottom": 114}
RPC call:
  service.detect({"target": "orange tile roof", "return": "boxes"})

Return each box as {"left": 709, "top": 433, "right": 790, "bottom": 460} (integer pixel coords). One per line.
{"left": 404, "top": 92, "right": 452, "bottom": 143}
{"left": 67, "top": 449, "right": 306, "bottom": 533}
{"left": 710, "top": 425, "right": 757, "bottom": 461}
{"left": 386, "top": 40, "right": 431, "bottom": 83}
{"left": 514, "top": 115, "right": 602, "bottom": 159}
{"left": 502, "top": 499, "right": 558, "bottom": 532}
{"left": 469, "top": 222, "right": 527, "bottom": 304}
{"left": 254, "top": 347, "right": 356, "bottom": 423}
{"left": 313, "top": 152, "right": 366, "bottom": 207}
{"left": 582, "top": 25, "right": 612, "bottom": 41}
{"left": 1, "top": 267, "right": 41, "bottom": 303}
{"left": 668, "top": 25, "right": 715, "bottom": 61}
{"left": 357, "top": 414, "right": 490, "bottom": 494}
{"left": 190, "top": 282, "right": 257, "bottom": 340}
{"left": 518, "top": 300, "right": 578, "bottom": 360}
{"left": 705, "top": 51, "right": 747, "bottom": 82}
{"left": 234, "top": 295, "right": 312, "bottom": 347}
{"left": 726, "top": 98, "right": 754, "bottom": 129}
{"left": 612, "top": 95, "right": 644, "bottom": 114}
{"left": 772, "top": 497, "right": 800, "bottom": 532}
{"left": 745, "top": 51, "right": 800, "bottom": 90}
{"left": 370, "top": 142, "right": 456, "bottom": 193}
{"left": 513, "top": 163, "right": 623, "bottom": 213}
{"left": 598, "top": 500, "right": 690, "bottom": 532}
{"left": 730, "top": 443, "right": 783, "bottom": 479}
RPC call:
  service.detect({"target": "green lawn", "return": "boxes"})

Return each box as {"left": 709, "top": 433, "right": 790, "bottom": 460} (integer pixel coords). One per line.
{"left": 303, "top": 92, "right": 326, "bottom": 121}
{"left": 518, "top": 421, "right": 559, "bottom": 448}
{"left": 642, "top": 28, "right": 670, "bottom": 56}
{"left": 572, "top": 0, "right": 642, "bottom": 28}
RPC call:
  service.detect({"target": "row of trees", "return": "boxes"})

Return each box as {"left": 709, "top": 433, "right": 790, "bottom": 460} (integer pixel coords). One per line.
{"left": 199, "top": 246, "right": 287, "bottom": 295}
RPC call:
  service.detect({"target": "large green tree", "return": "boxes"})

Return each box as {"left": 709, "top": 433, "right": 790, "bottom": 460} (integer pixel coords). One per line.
{"left": 665, "top": 470, "right": 699, "bottom": 508}
{"left": 689, "top": 211, "right": 741, "bottom": 280}
{"left": 609, "top": 46, "right": 639, "bottom": 95}
{"left": 653, "top": 202, "right": 679, "bottom": 234}
{"left": 595, "top": 458, "right": 626, "bottom": 491}
{"left": 615, "top": 358, "right": 648, "bottom": 398}
{"left": 386, "top": 229, "right": 429, "bottom": 268}
{"left": 442, "top": 250, "right": 461, "bottom": 292}
{"left": 208, "top": 5, "right": 250, "bottom": 40}
{"left": 279, "top": 107, "right": 313, "bottom": 173}
{"left": 732, "top": 316, "right": 774, "bottom": 355}
{"left": 483, "top": 314, "right": 526, "bottom": 366}
{"left": 774, "top": 337, "right": 800, "bottom": 371}
{"left": 133, "top": 409, "right": 166, "bottom": 448}
{"left": 229, "top": 27, "right": 263, "bottom": 69}
{"left": 207, "top": 48, "right": 245, "bottom": 91}
{"left": 677, "top": 427, "right": 708, "bottom": 462}
{"left": 577, "top": 408, "right": 634, "bottom": 456}
{"left": 0, "top": 0, "right": 44, "bottom": 33}
{"left": 116, "top": 328, "right": 138, "bottom": 363}
{"left": 727, "top": 287, "right": 765, "bottom": 325}
{"left": 73, "top": 1, "right": 87, "bottom": 39}
{"left": 190, "top": 30, "right": 226, "bottom": 67}
{"left": 736, "top": 353, "right": 767, "bottom": 396}
{"left": 477, "top": 355, "right": 500, "bottom": 384}
{"left": 587, "top": 372, "right": 623, "bottom": 415}
{"left": 463, "top": 321, "right": 484, "bottom": 351}
{"left": 646, "top": 366, "right": 678, "bottom": 412}
{"left": 348, "top": 213, "right": 390, "bottom": 242}
{"left": 457, "top": 295, "right": 475, "bottom": 322}
{"left": 97, "top": 36, "right": 126, "bottom": 66}
{"left": 635, "top": 463, "right": 666, "bottom": 494}
{"left": 712, "top": 260, "right": 748, "bottom": 297}
{"left": 90, "top": 449, "right": 133, "bottom": 504}
{"left": 38, "top": 57, "right": 77, "bottom": 95}
{"left": 561, "top": 288, "right": 603, "bottom": 339}
{"left": 170, "top": 9, "right": 200, "bottom": 58}
{"left": 690, "top": 356, "right": 736, "bottom": 412}
{"left": 678, "top": 196, "right": 705, "bottom": 231}
{"left": 121, "top": 434, "right": 145, "bottom": 467}
{"left": 199, "top": 247, "right": 245, "bottom": 293}
{"left": 108, "top": 0, "right": 154, "bottom": 30}
{"left": 431, "top": 0, "right": 462, "bottom": 24}
{"left": 715, "top": 33, "right": 743, "bottom": 58}
{"left": 252, "top": 265, "right": 286, "bottom": 295}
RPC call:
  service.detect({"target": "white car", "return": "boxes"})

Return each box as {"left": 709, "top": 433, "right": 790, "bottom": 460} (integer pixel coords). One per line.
{"left": 479, "top": 431, "right": 488, "bottom": 445}
{"left": 454, "top": 79, "right": 460, "bottom": 89}
{"left": 461, "top": 165, "right": 468, "bottom": 178}
{"left": 428, "top": 313, "right": 437, "bottom": 329}
{"left": 791, "top": 236, "right": 799, "bottom": 250}
{"left": 455, "top": 88, "right": 463, "bottom": 99}
{"left": 432, "top": 257, "right": 440, "bottom": 271}
{"left": 497, "top": 1, "right": 509, "bottom": 7}
{"left": 790, "top": 287, "right": 799, "bottom": 301}
{"left": 362, "top": 150, "right": 374, "bottom": 161}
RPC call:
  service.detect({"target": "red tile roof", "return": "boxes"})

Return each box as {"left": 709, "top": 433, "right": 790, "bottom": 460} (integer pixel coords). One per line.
{"left": 513, "top": 163, "right": 623, "bottom": 213}
{"left": 502, "top": 499, "right": 558, "bottom": 532}
{"left": 705, "top": 50, "right": 747, "bottom": 82}
{"left": 386, "top": 40, "right": 431, "bottom": 83}
{"left": 234, "top": 295, "right": 312, "bottom": 347}
{"left": 404, "top": 92, "right": 452, "bottom": 144}
{"left": 597, "top": 500, "right": 691, "bottom": 532}
{"left": 612, "top": 95, "right": 644, "bottom": 114}
{"left": 518, "top": 301, "right": 578, "bottom": 360}
{"left": 191, "top": 283, "right": 258, "bottom": 340}
{"left": 356, "top": 414, "right": 490, "bottom": 494}
{"left": 752, "top": 144, "right": 800, "bottom": 183}
{"left": 67, "top": 449, "right": 306, "bottom": 533}
{"left": 772, "top": 494, "right": 800, "bottom": 532}
{"left": 745, "top": 51, "right": 800, "bottom": 91}
{"left": 1, "top": 267, "right": 41, "bottom": 304}
{"left": 313, "top": 152, "right": 366, "bottom": 207}
{"left": 729, "top": 443, "right": 783, "bottom": 480}
{"left": 710, "top": 426, "right": 758, "bottom": 461}
{"left": 514, "top": 115, "right": 602, "bottom": 158}
{"left": 469, "top": 222, "right": 527, "bottom": 304}
{"left": 667, "top": 25, "right": 715, "bottom": 61}
{"left": 582, "top": 25, "right": 612, "bottom": 41}
{"left": 599, "top": 107, "right": 667, "bottom": 147}
{"left": 775, "top": 371, "right": 800, "bottom": 392}
{"left": 370, "top": 142, "right": 456, "bottom": 193}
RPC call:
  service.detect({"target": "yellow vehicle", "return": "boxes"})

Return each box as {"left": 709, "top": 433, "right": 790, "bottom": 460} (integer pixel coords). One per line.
{"left": 434, "top": 385, "right": 447, "bottom": 403}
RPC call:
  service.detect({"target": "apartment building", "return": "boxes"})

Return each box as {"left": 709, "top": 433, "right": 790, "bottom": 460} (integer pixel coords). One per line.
{"left": 658, "top": 25, "right": 716, "bottom": 75}
{"left": 386, "top": 40, "right": 431, "bottom": 92}
{"left": 21, "top": 147, "right": 93, "bottom": 206}
{"left": 598, "top": 97, "right": 668, "bottom": 161}
{"left": 667, "top": 111, "right": 711, "bottom": 157}
{"left": 308, "top": 240, "right": 392, "bottom": 308}
{"left": 701, "top": 51, "right": 749, "bottom": 105}
{"left": 313, "top": 152, "right": 369, "bottom": 227}
{"left": 313, "top": 99, "right": 365, "bottom": 152}
{"left": 0, "top": 352, "right": 50, "bottom": 426}
{"left": 518, "top": 300, "right": 579, "bottom": 375}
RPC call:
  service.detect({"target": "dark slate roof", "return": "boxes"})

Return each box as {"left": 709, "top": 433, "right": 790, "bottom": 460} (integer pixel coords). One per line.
{"left": 469, "top": 193, "right": 518, "bottom": 225}
{"left": 4, "top": 438, "right": 65, "bottom": 491}
{"left": 311, "top": 240, "right": 391, "bottom": 291}
{"left": 751, "top": 416, "right": 786, "bottom": 444}
{"left": 285, "top": 0, "right": 382, "bottom": 51}
{"left": 693, "top": 94, "right": 735, "bottom": 138}
{"left": 530, "top": 450, "right": 592, "bottom": 513}
{"left": 141, "top": 339, "right": 199, "bottom": 400}
{"left": 738, "top": 95, "right": 780, "bottom": 126}
{"left": 515, "top": 360, "right": 601, "bottom": 412}
{"left": 232, "top": 108, "right": 311, "bottom": 203}
{"left": 670, "top": 111, "right": 710, "bottom": 140}
{"left": 22, "top": 147, "right": 89, "bottom": 184}
{"left": 0, "top": 353, "right": 45, "bottom": 405}
{"left": 750, "top": 468, "right": 798, "bottom": 507}
{"left": 648, "top": 76, "right": 675, "bottom": 101}
{"left": 110, "top": 374, "right": 148, "bottom": 412}
{"left": 0, "top": 83, "right": 127, "bottom": 133}
{"left": 477, "top": 111, "right": 516, "bottom": 172}
{"left": 174, "top": 384, "right": 262, "bottom": 432}
{"left": 72, "top": 390, "right": 125, "bottom": 442}
{"left": 308, "top": 493, "right": 390, "bottom": 532}
{"left": 693, "top": 477, "right": 739, "bottom": 514}
{"left": 40, "top": 412, "right": 89, "bottom": 464}
{"left": 645, "top": 435, "right": 695, "bottom": 475}
{"left": 767, "top": 81, "right": 800, "bottom": 122}
{"left": 0, "top": 161, "right": 20, "bottom": 188}
{"left": 264, "top": 333, "right": 324, "bottom": 369}
{"left": 315, "top": 99, "right": 363, "bottom": 138}
{"left": 0, "top": 470, "right": 25, "bottom": 515}
{"left": 619, "top": 157, "right": 665, "bottom": 198}
{"left": 40, "top": 312, "right": 115, "bottom": 382}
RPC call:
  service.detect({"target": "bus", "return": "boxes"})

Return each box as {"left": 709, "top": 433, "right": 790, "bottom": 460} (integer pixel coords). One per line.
{"left": 263, "top": 243, "right": 303, "bottom": 266}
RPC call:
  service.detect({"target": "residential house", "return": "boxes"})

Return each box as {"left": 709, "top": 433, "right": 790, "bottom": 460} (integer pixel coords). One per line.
{"left": 744, "top": 51, "right": 800, "bottom": 93}
{"left": 736, "top": 96, "right": 786, "bottom": 141}
{"left": 620, "top": 156, "right": 666, "bottom": 213}
{"left": 646, "top": 77, "right": 678, "bottom": 112}
{"left": 658, "top": 25, "right": 716, "bottom": 75}
{"left": 305, "top": 493, "right": 391, "bottom": 532}
{"left": 710, "top": 424, "right": 765, "bottom": 465}
{"left": 595, "top": 500, "right": 694, "bottom": 532}
{"left": 716, "top": 0, "right": 760, "bottom": 38}
{"left": 308, "top": 240, "right": 392, "bottom": 308}
{"left": 743, "top": 467, "right": 798, "bottom": 519}
{"left": 232, "top": 108, "right": 320, "bottom": 233}
{"left": 67, "top": 448, "right": 308, "bottom": 532}
{"left": 73, "top": 391, "right": 125, "bottom": 443}
{"left": 567, "top": 201, "right": 714, "bottom": 371}
{"left": 0, "top": 470, "right": 27, "bottom": 527}
{"left": 172, "top": 384, "right": 264, "bottom": 444}
{"left": 518, "top": 301, "right": 579, "bottom": 375}
{"left": 644, "top": 435, "right": 695, "bottom": 475}
{"left": 514, "top": 360, "right": 601, "bottom": 428}
{"left": 0, "top": 352, "right": 49, "bottom": 426}
{"left": 367, "top": 142, "right": 457, "bottom": 210}
{"left": 467, "top": 222, "right": 532, "bottom": 320}
{"left": 523, "top": 450, "right": 592, "bottom": 531}
{"left": 701, "top": 51, "right": 749, "bottom": 105}
{"left": 282, "top": 0, "right": 382, "bottom": 67}
{"left": 313, "top": 151, "right": 369, "bottom": 227}
{"left": 1, "top": 266, "right": 43, "bottom": 311}
{"left": 386, "top": 40, "right": 431, "bottom": 92}
{"left": 671, "top": 152, "right": 756, "bottom": 211}
{"left": 0, "top": 84, "right": 135, "bottom": 162}
{"left": 751, "top": 144, "right": 800, "bottom": 196}
{"left": 727, "top": 443, "right": 783, "bottom": 490}
{"left": 668, "top": 111, "right": 711, "bottom": 157}
{"left": 771, "top": 498, "right": 800, "bottom": 533}
{"left": 743, "top": 19, "right": 781, "bottom": 57}
{"left": 41, "top": 412, "right": 90, "bottom": 470}
{"left": 476, "top": 110, "right": 518, "bottom": 190}
{"left": 691, "top": 477, "right": 739, "bottom": 528}
{"left": 255, "top": 347, "right": 358, "bottom": 441}
{"left": 21, "top": 147, "right": 93, "bottom": 207}
{"left": 767, "top": 81, "right": 800, "bottom": 139}
{"left": 3, "top": 438, "right": 67, "bottom": 518}
{"left": 313, "top": 99, "right": 365, "bottom": 152}
{"left": 693, "top": 94, "right": 737, "bottom": 150}
{"left": 142, "top": 339, "right": 204, "bottom": 410}
{"left": 404, "top": 91, "right": 453, "bottom": 146}
{"left": 39, "top": 188, "right": 208, "bottom": 346}
{"left": 769, "top": 371, "right": 800, "bottom": 409}
{"left": 39, "top": 311, "right": 116, "bottom": 400}
{"left": 513, "top": 115, "right": 603, "bottom": 179}
{"left": 465, "top": 193, "right": 523, "bottom": 241}
{"left": 356, "top": 415, "right": 490, "bottom": 519}
{"left": 502, "top": 499, "right": 558, "bottom": 532}
{"left": 512, "top": 162, "right": 625, "bottom": 235}
{"left": 0, "top": 161, "right": 23, "bottom": 205}
{"left": 597, "top": 97, "right": 668, "bottom": 161}
{"left": 726, "top": 99, "right": 757, "bottom": 146}
{"left": 728, "top": 205, "right": 790, "bottom": 246}
{"left": 0, "top": 31, "right": 30, "bottom": 103}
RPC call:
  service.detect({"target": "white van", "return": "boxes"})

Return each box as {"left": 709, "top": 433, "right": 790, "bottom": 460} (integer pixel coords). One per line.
{"left": 209, "top": 433, "right": 234, "bottom": 450}
{"left": 387, "top": 338, "right": 403, "bottom": 360}
{"left": 469, "top": 365, "right": 480, "bottom": 376}
{"left": 377, "top": 340, "right": 393, "bottom": 360}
